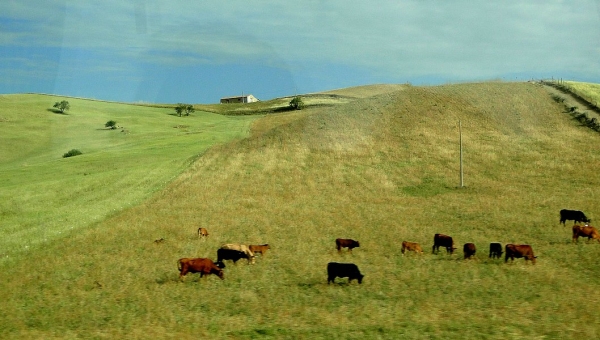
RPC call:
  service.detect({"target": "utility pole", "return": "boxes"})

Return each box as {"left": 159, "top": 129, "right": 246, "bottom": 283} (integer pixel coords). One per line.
{"left": 459, "top": 120, "right": 464, "bottom": 188}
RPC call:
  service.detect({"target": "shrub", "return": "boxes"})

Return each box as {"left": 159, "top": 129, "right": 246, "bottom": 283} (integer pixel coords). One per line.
{"left": 105, "top": 120, "right": 117, "bottom": 129}
{"left": 63, "top": 149, "right": 82, "bottom": 158}
{"left": 289, "top": 96, "right": 305, "bottom": 110}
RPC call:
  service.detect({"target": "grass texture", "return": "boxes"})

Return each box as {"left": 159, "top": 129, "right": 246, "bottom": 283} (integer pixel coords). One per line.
{"left": 1, "top": 83, "right": 600, "bottom": 339}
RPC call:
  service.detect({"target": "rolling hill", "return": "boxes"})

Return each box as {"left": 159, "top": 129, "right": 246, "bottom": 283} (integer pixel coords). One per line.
{"left": 1, "top": 82, "right": 600, "bottom": 339}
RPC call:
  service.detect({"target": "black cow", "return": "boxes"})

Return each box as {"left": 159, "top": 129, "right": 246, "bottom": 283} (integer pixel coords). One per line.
{"left": 327, "top": 262, "right": 364, "bottom": 284}
{"left": 217, "top": 248, "right": 251, "bottom": 264}
{"left": 432, "top": 234, "right": 456, "bottom": 254}
{"left": 560, "top": 209, "right": 590, "bottom": 225}
{"left": 489, "top": 242, "right": 503, "bottom": 259}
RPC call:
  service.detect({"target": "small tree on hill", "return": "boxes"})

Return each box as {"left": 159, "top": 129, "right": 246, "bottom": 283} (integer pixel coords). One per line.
{"left": 53, "top": 100, "right": 70, "bottom": 114}
{"left": 289, "top": 96, "right": 304, "bottom": 110}
{"left": 105, "top": 120, "right": 117, "bottom": 129}
{"left": 175, "top": 103, "right": 194, "bottom": 117}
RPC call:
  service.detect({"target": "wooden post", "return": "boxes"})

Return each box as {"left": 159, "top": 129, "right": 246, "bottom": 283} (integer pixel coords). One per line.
{"left": 459, "top": 120, "right": 464, "bottom": 188}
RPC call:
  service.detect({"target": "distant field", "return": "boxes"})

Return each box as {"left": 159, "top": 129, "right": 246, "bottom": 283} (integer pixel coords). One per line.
{"left": 563, "top": 80, "right": 600, "bottom": 105}
{"left": 0, "top": 94, "right": 257, "bottom": 259}
{"left": 2, "top": 83, "right": 600, "bottom": 339}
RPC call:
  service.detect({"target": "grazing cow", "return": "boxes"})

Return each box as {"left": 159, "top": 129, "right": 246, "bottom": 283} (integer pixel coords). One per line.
{"left": 401, "top": 241, "right": 423, "bottom": 255}
{"left": 505, "top": 244, "right": 537, "bottom": 264}
{"left": 336, "top": 238, "right": 360, "bottom": 252}
{"left": 560, "top": 209, "right": 590, "bottom": 225}
{"left": 572, "top": 225, "right": 600, "bottom": 243}
{"left": 178, "top": 258, "right": 224, "bottom": 281}
{"left": 249, "top": 244, "right": 270, "bottom": 256}
{"left": 463, "top": 243, "right": 476, "bottom": 259}
{"left": 327, "top": 262, "right": 364, "bottom": 284}
{"left": 217, "top": 248, "right": 251, "bottom": 264}
{"left": 220, "top": 244, "right": 256, "bottom": 264}
{"left": 432, "top": 234, "right": 457, "bottom": 254}
{"left": 198, "top": 227, "right": 209, "bottom": 238}
{"left": 489, "top": 242, "right": 503, "bottom": 259}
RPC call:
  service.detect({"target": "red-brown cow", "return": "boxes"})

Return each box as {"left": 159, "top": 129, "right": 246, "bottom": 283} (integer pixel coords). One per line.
{"left": 336, "top": 238, "right": 360, "bottom": 252}
{"left": 198, "top": 227, "right": 209, "bottom": 238}
{"left": 249, "top": 244, "right": 270, "bottom": 256}
{"left": 432, "top": 234, "right": 456, "bottom": 254}
{"left": 572, "top": 225, "right": 600, "bottom": 243}
{"left": 504, "top": 244, "right": 537, "bottom": 264}
{"left": 178, "top": 258, "right": 224, "bottom": 281}
{"left": 463, "top": 243, "right": 476, "bottom": 259}
{"left": 401, "top": 241, "right": 423, "bottom": 255}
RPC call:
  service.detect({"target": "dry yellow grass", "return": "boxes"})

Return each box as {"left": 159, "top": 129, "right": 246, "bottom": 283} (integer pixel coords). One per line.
{"left": 2, "top": 82, "right": 600, "bottom": 338}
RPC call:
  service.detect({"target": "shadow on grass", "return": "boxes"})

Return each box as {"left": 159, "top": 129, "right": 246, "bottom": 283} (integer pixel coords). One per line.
{"left": 47, "top": 108, "right": 67, "bottom": 114}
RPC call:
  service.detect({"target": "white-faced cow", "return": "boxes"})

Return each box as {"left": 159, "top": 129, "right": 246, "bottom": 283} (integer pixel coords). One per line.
{"left": 572, "top": 225, "right": 600, "bottom": 243}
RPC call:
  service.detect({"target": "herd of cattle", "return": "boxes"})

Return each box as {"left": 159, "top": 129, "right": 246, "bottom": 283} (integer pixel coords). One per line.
{"left": 175, "top": 209, "right": 598, "bottom": 284}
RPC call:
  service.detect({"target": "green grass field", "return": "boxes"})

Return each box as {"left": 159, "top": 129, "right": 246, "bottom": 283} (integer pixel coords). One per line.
{"left": 2, "top": 83, "right": 600, "bottom": 339}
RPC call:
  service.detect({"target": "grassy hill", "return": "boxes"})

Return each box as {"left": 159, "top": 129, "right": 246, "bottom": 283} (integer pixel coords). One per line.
{"left": 2, "top": 83, "right": 600, "bottom": 339}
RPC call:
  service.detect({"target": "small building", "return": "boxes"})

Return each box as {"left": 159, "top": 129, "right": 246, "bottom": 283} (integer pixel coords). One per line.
{"left": 220, "top": 94, "right": 259, "bottom": 104}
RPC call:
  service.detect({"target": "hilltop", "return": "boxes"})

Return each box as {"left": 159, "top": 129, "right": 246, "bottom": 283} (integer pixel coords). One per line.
{"left": 1, "top": 82, "right": 600, "bottom": 338}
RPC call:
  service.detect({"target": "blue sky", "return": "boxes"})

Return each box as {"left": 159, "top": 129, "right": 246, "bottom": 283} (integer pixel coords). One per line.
{"left": 2, "top": 1, "right": 600, "bottom": 104}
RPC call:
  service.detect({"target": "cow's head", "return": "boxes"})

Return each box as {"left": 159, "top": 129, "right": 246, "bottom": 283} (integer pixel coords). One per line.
{"left": 357, "top": 274, "right": 364, "bottom": 284}
{"left": 215, "top": 261, "right": 226, "bottom": 269}
{"left": 216, "top": 269, "right": 224, "bottom": 280}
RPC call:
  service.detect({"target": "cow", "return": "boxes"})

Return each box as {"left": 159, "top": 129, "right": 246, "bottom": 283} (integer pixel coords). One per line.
{"left": 504, "top": 244, "right": 537, "bottom": 264}
{"left": 401, "top": 241, "right": 423, "bottom": 255}
{"left": 327, "top": 262, "right": 364, "bottom": 284}
{"left": 560, "top": 209, "right": 590, "bottom": 225}
{"left": 217, "top": 248, "right": 251, "bottom": 264}
{"left": 432, "top": 234, "right": 457, "bottom": 254}
{"left": 336, "top": 238, "right": 360, "bottom": 252}
{"left": 177, "top": 258, "right": 224, "bottom": 281}
{"left": 489, "top": 242, "right": 503, "bottom": 259}
{"left": 220, "top": 244, "right": 256, "bottom": 264}
{"left": 463, "top": 243, "right": 476, "bottom": 259}
{"left": 249, "top": 244, "right": 270, "bottom": 256}
{"left": 198, "top": 227, "right": 209, "bottom": 238}
{"left": 572, "top": 225, "right": 600, "bottom": 243}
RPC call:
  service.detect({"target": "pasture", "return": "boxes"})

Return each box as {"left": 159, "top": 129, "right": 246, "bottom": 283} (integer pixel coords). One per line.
{"left": 2, "top": 82, "right": 600, "bottom": 339}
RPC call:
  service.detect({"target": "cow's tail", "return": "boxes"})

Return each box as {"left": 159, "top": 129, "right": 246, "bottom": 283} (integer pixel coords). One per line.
{"left": 177, "top": 259, "right": 182, "bottom": 271}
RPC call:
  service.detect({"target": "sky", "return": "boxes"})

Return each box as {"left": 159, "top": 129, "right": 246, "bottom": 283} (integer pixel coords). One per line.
{"left": 2, "top": 1, "right": 600, "bottom": 104}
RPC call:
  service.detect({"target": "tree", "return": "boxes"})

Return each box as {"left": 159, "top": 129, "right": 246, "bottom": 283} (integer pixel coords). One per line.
{"left": 53, "top": 100, "right": 70, "bottom": 114}
{"left": 289, "top": 96, "right": 304, "bottom": 110}
{"left": 175, "top": 103, "right": 194, "bottom": 117}
{"left": 105, "top": 120, "right": 117, "bottom": 129}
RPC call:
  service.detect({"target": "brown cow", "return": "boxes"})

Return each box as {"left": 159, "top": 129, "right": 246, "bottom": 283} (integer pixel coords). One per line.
{"left": 336, "top": 238, "right": 360, "bottom": 252}
{"left": 401, "top": 241, "right": 423, "bottom": 255}
{"left": 249, "top": 244, "right": 270, "bottom": 256}
{"left": 198, "top": 227, "right": 209, "bottom": 238}
{"left": 463, "top": 243, "right": 476, "bottom": 259}
{"left": 177, "top": 258, "right": 224, "bottom": 281}
{"left": 432, "top": 234, "right": 456, "bottom": 254}
{"left": 505, "top": 244, "right": 537, "bottom": 264}
{"left": 572, "top": 225, "right": 600, "bottom": 243}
